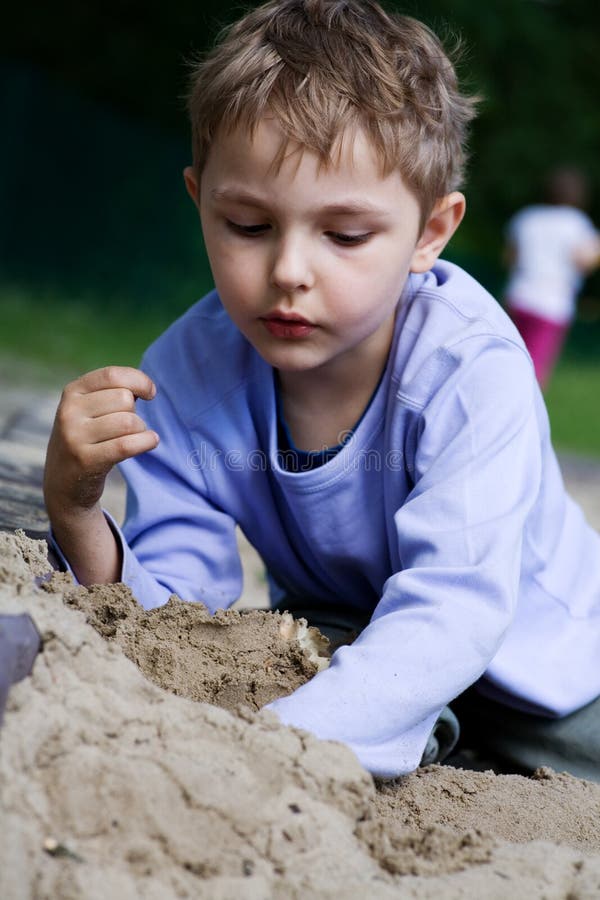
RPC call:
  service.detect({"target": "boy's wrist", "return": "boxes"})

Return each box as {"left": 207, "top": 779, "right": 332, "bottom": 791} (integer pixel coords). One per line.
{"left": 47, "top": 502, "right": 107, "bottom": 552}
{"left": 49, "top": 504, "right": 123, "bottom": 586}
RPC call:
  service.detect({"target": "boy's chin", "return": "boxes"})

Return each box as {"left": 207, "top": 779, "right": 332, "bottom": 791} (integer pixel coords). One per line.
{"left": 253, "top": 343, "right": 324, "bottom": 373}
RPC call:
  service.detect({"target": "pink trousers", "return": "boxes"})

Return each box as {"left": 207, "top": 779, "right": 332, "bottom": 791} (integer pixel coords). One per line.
{"left": 508, "top": 305, "right": 569, "bottom": 390}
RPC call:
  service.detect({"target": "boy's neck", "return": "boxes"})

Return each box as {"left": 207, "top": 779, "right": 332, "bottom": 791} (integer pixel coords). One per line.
{"left": 276, "top": 317, "right": 395, "bottom": 451}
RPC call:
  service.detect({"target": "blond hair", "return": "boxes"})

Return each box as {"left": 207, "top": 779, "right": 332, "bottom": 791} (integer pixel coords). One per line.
{"left": 187, "top": 0, "right": 477, "bottom": 222}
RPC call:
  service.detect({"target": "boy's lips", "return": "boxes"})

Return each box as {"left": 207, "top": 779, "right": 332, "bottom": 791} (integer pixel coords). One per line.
{"left": 260, "top": 310, "right": 316, "bottom": 339}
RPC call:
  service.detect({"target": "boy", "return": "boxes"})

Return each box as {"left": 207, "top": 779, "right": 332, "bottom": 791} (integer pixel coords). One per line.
{"left": 44, "top": 0, "right": 600, "bottom": 780}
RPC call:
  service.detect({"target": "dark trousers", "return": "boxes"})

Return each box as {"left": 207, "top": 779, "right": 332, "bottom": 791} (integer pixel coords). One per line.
{"left": 450, "top": 687, "right": 600, "bottom": 783}
{"left": 273, "top": 596, "right": 600, "bottom": 782}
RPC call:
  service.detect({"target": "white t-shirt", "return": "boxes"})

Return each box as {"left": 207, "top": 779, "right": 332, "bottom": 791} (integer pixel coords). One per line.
{"left": 505, "top": 204, "right": 598, "bottom": 324}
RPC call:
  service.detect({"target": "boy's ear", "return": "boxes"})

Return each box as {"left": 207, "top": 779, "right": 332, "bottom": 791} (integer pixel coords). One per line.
{"left": 183, "top": 166, "right": 200, "bottom": 208}
{"left": 410, "top": 192, "right": 466, "bottom": 274}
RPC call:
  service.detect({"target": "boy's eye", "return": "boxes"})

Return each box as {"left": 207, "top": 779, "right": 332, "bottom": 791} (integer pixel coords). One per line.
{"left": 226, "top": 220, "right": 269, "bottom": 236}
{"left": 225, "top": 220, "right": 371, "bottom": 246}
{"left": 329, "top": 231, "right": 372, "bottom": 246}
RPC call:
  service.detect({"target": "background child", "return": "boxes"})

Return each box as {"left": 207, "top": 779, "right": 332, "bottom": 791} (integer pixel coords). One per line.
{"left": 504, "top": 166, "right": 600, "bottom": 389}
{"left": 44, "top": 0, "right": 600, "bottom": 781}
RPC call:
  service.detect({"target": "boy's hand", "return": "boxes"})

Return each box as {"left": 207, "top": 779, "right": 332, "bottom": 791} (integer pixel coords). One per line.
{"left": 44, "top": 366, "right": 159, "bottom": 521}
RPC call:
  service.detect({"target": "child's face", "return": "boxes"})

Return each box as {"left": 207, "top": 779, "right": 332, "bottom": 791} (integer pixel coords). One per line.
{"left": 185, "top": 118, "right": 458, "bottom": 380}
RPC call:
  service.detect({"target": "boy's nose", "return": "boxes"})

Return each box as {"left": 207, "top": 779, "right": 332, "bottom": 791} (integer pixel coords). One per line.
{"left": 270, "top": 236, "right": 315, "bottom": 293}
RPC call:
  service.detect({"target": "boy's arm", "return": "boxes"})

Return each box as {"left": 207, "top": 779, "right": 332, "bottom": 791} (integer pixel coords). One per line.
{"left": 46, "top": 365, "right": 243, "bottom": 611}
{"left": 44, "top": 367, "right": 159, "bottom": 586}
{"left": 268, "top": 340, "right": 540, "bottom": 778}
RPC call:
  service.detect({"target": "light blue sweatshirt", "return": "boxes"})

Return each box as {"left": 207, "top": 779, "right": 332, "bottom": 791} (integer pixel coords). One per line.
{"left": 110, "top": 260, "right": 600, "bottom": 777}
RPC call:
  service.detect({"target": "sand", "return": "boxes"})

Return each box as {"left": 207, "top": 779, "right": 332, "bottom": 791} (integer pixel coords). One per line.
{"left": 2, "top": 532, "right": 600, "bottom": 899}
{"left": 53, "top": 576, "right": 330, "bottom": 713}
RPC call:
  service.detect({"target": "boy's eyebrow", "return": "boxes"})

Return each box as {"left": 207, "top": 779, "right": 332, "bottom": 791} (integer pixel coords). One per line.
{"left": 210, "top": 188, "right": 390, "bottom": 217}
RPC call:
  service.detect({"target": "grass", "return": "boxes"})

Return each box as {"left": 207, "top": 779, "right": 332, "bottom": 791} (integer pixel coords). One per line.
{"left": 545, "top": 360, "right": 600, "bottom": 458}
{"left": 2, "top": 285, "right": 599, "bottom": 458}
{"left": 0, "top": 288, "right": 180, "bottom": 387}
{"left": 542, "top": 302, "right": 600, "bottom": 458}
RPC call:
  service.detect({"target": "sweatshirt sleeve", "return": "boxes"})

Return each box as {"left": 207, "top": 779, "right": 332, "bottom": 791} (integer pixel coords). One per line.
{"left": 268, "top": 339, "right": 541, "bottom": 778}
{"left": 107, "top": 369, "right": 243, "bottom": 612}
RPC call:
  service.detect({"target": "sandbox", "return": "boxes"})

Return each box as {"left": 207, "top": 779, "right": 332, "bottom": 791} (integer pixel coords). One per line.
{"left": 1, "top": 530, "right": 600, "bottom": 899}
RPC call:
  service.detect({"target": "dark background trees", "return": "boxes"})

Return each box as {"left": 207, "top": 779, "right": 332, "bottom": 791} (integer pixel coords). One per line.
{"left": 1, "top": 0, "right": 599, "bottom": 308}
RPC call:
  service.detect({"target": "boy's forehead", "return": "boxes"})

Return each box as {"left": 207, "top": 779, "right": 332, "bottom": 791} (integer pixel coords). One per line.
{"left": 204, "top": 117, "right": 408, "bottom": 202}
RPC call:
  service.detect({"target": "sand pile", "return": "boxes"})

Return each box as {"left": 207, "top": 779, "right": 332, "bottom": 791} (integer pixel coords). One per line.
{"left": 52, "top": 575, "right": 330, "bottom": 713}
{"left": 2, "top": 532, "right": 600, "bottom": 899}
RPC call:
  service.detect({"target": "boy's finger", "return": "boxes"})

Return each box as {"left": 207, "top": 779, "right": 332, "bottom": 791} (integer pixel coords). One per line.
{"left": 92, "top": 430, "right": 160, "bottom": 468}
{"left": 79, "top": 388, "right": 143, "bottom": 418}
{"left": 86, "top": 411, "right": 150, "bottom": 444}
{"left": 69, "top": 367, "right": 156, "bottom": 401}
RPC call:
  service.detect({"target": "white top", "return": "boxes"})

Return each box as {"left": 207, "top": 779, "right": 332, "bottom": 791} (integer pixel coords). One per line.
{"left": 505, "top": 205, "right": 598, "bottom": 324}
